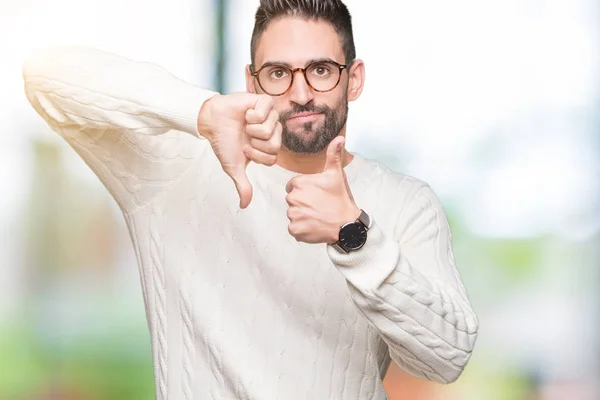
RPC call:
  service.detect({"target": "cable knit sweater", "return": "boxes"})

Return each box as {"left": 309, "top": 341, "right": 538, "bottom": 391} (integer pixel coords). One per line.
{"left": 22, "top": 46, "right": 478, "bottom": 400}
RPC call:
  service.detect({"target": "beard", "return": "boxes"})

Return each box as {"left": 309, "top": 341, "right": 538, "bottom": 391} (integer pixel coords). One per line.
{"left": 279, "top": 95, "right": 348, "bottom": 154}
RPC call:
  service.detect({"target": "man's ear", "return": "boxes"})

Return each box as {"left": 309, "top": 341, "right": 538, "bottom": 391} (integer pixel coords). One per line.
{"left": 346, "top": 59, "right": 365, "bottom": 102}
{"left": 245, "top": 65, "right": 257, "bottom": 94}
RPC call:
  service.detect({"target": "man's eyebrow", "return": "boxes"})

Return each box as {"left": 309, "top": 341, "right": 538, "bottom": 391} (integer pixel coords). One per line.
{"left": 307, "top": 58, "right": 339, "bottom": 66}
{"left": 260, "top": 61, "right": 294, "bottom": 69}
{"left": 259, "top": 58, "right": 340, "bottom": 70}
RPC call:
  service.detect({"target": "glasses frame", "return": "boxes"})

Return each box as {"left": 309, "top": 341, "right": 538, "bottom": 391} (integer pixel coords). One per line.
{"left": 250, "top": 60, "right": 348, "bottom": 96}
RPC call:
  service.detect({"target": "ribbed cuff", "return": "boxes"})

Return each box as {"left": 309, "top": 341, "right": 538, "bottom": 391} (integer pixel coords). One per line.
{"left": 160, "top": 82, "right": 219, "bottom": 139}
{"left": 327, "top": 219, "right": 400, "bottom": 290}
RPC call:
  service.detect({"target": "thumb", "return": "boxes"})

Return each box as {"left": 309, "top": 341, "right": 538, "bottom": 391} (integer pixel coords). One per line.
{"left": 229, "top": 166, "right": 253, "bottom": 209}
{"left": 324, "top": 136, "right": 346, "bottom": 172}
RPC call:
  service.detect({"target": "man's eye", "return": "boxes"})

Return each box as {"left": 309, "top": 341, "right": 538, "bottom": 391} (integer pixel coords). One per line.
{"left": 269, "top": 69, "right": 288, "bottom": 79}
{"left": 311, "top": 65, "right": 331, "bottom": 76}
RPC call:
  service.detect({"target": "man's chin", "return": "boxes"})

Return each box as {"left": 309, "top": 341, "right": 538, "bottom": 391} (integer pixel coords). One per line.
{"left": 283, "top": 133, "right": 330, "bottom": 154}
{"left": 286, "top": 130, "right": 318, "bottom": 143}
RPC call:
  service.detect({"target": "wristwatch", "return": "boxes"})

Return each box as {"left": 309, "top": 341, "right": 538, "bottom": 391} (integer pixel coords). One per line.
{"left": 331, "top": 209, "right": 371, "bottom": 253}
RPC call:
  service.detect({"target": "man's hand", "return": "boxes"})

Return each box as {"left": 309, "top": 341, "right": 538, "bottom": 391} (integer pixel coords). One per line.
{"left": 197, "top": 93, "right": 282, "bottom": 209}
{"left": 285, "top": 136, "right": 361, "bottom": 244}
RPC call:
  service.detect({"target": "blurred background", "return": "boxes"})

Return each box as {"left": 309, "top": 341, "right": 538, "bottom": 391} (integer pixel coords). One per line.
{"left": 1, "top": 0, "right": 599, "bottom": 398}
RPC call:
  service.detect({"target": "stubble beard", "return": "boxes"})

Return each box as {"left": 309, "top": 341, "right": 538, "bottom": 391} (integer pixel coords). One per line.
{"left": 280, "top": 95, "right": 349, "bottom": 155}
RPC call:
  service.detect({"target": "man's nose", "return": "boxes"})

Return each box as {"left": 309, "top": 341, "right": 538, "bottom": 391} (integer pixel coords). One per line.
{"left": 288, "top": 70, "right": 314, "bottom": 106}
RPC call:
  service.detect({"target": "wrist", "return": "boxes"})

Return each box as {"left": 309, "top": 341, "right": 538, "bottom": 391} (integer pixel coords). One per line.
{"left": 343, "top": 205, "right": 362, "bottom": 226}
{"left": 197, "top": 94, "right": 220, "bottom": 140}
{"left": 330, "top": 205, "right": 362, "bottom": 244}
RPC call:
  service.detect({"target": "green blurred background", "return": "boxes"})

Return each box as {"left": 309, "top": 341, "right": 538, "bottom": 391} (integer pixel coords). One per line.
{"left": 1, "top": 0, "right": 599, "bottom": 399}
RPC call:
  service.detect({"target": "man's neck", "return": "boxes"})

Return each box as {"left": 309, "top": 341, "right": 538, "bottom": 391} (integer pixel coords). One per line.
{"left": 276, "top": 135, "right": 354, "bottom": 175}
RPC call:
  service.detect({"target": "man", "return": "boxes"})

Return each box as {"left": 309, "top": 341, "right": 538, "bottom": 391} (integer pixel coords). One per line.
{"left": 23, "top": 0, "right": 479, "bottom": 398}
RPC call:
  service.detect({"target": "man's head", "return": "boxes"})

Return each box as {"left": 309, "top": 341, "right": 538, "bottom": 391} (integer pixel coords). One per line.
{"left": 246, "top": 0, "right": 365, "bottom": 155}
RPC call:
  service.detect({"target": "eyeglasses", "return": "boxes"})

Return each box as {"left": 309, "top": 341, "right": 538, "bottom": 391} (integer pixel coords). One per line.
{"left": 250, "top": 60, "right": 348, "bottom": 96}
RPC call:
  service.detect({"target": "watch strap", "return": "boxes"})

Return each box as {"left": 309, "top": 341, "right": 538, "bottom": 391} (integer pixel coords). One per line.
{"left": 357, "top": 209, "right": 371, "bottom": 229}
{"left": 332, "top": 241, "right": 348, "bottom": 254}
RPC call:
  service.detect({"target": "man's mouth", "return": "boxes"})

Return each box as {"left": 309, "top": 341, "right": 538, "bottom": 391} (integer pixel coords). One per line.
{"left": 288, "top": 112, "right": 322, "bottom": 123}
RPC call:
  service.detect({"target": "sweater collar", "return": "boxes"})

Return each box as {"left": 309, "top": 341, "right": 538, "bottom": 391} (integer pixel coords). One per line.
{"left": 252, "top": 151, "right": 365, "bottom": 186}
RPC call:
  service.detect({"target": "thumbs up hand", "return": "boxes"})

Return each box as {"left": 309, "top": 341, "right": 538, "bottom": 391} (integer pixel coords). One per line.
{"left": 284, "top": 136, "right": 361, "bottom": 244}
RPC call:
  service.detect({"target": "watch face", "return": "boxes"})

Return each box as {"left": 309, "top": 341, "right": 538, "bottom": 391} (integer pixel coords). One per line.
{"left": 339, "top": 222, "right": 368, "bottom": 251}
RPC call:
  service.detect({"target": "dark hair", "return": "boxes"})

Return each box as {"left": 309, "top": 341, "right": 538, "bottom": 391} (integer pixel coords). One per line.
{"left": 250, "top": 0, "right": 356, "bottom": 67}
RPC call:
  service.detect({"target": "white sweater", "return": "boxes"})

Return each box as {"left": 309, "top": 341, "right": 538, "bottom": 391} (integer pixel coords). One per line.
{"left": 23, "top": 47, "right": 478, "bottom": 400}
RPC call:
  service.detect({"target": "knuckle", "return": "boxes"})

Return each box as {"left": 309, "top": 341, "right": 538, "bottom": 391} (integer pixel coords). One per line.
{"left": 247, "top": 125, "right": 268, "bottom": 140}
{"left": 258, "top": 97, "right": 273, "bottom": 117}
{"left": 285, "top": 193, "right": 295, "bottom": 205}
{"left": 246, "top": 147, "right": 257, "bottom": 159}
{"left": 288, "top": 223, "right": 300, "bottom": 238}
{"left": 268, "top": 138, "right": 279, "bottom": 150}
{"left": 244, "top": 108, "right": 255, "bottom": 123}
{"left": 245, "top": 124, "right": 255, "bottom": 137}
{"left": 268, "top": 154, "right": 278, "bottom": 165}
{"left": 271, "top": 135, "right": 282, "bottom": 149}
{"left": 289, "top": 207, "right": 302, "bottom": 221}
{"left": 260, "top": 126, "right": 272, "bottom": 139}
{"left": 264, "top": 155, "right": 277, "bottom": 166}
{"left": 258, "top": 110, "right": 269, "bottom": 122}
{"left": 262, "top": 95, "right": 274, "bottom": 108}
{"left": 269, "top": 108, "right": 280, "bottom": 121}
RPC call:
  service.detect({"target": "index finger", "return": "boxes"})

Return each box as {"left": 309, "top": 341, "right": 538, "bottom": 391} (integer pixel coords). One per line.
{"left": 246, "top": 95, "right": 274, "bottom": 124}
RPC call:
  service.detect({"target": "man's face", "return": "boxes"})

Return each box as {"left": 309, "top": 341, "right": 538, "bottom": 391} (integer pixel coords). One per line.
{"left": 250, "top": 17, "right": 349, "bottom": 155}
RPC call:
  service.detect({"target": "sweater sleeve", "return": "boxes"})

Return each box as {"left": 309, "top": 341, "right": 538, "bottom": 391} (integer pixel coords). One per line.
{"left": 23, "top": 46, "right": 219, "bottom": 214}
{"left": 326, "top": 184, "right": 479, "bottom": 384}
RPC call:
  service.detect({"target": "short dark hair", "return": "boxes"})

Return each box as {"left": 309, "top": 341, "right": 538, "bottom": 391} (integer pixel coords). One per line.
{"left": 250, "top": 0, "right": 356, "bottom": 67}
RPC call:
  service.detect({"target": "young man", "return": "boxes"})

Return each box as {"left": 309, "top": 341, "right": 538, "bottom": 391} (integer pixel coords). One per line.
{"left": 23, "top": 0, "right": 478, "bottom": 398}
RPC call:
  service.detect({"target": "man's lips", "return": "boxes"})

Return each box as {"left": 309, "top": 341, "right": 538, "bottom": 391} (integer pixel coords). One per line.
{"left": 287, "top": 112, "right": 322, "bottom": 123}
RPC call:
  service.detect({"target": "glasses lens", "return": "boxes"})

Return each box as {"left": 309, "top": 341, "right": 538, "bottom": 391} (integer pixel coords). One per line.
{"left": 258, "top": 65, "right": 292, "bottom": 95}
{"left": 305, "top": 62, "right": 341, "bottom": 92}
